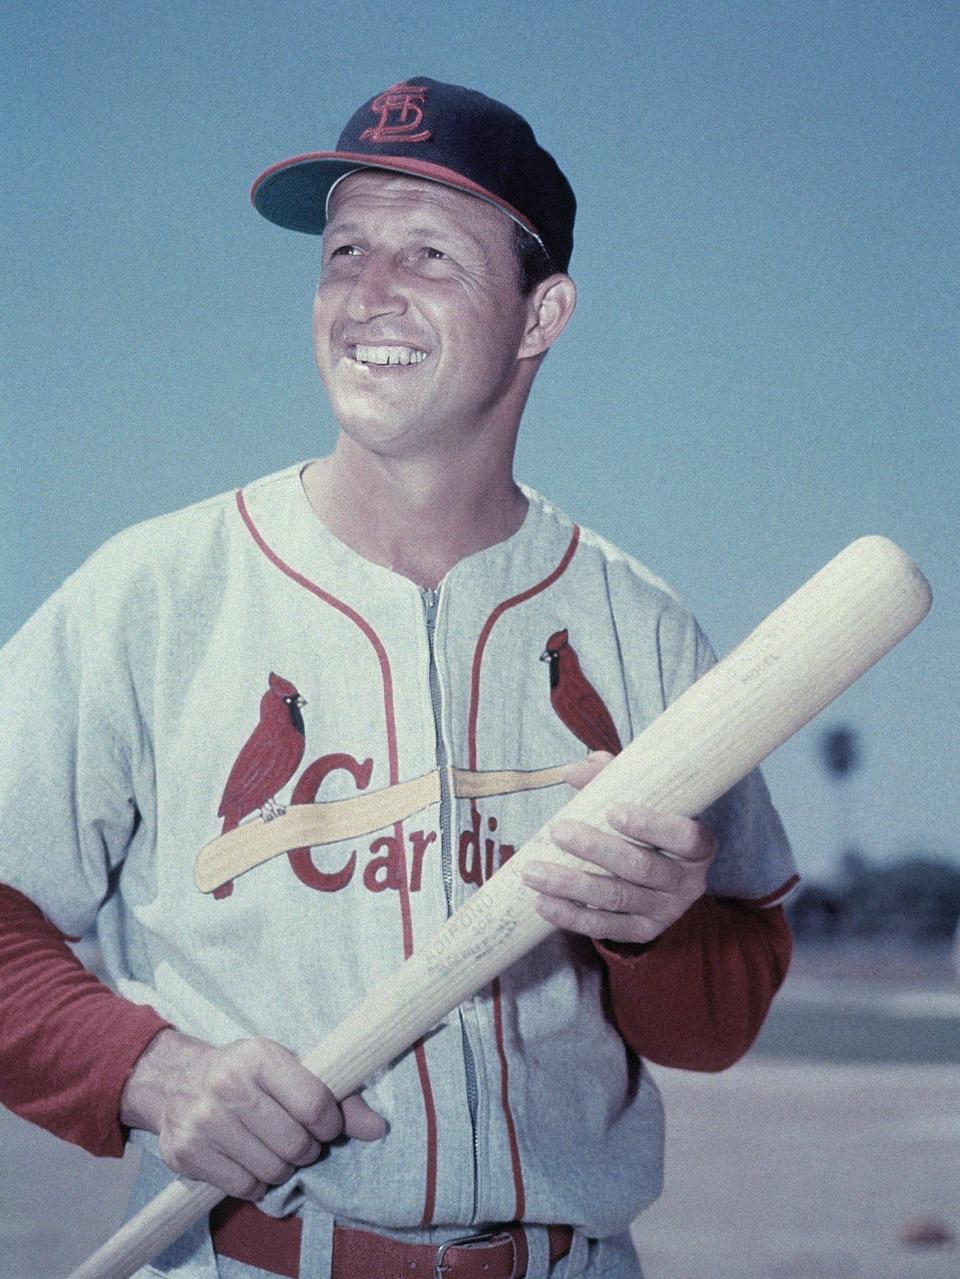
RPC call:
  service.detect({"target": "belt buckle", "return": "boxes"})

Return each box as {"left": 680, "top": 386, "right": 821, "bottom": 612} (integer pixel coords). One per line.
{"left": 434, "top": 1230, "right": 505, "bottom": 1279}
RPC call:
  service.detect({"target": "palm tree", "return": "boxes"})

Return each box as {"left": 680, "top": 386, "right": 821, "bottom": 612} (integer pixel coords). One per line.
{"left": 819, "top": 725, "right": 862, "bottom": 873}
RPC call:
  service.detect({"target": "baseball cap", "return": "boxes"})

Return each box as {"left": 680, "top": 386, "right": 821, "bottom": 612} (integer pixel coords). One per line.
{"left": 250, "top": 76, "right": 576, "bottom": 272}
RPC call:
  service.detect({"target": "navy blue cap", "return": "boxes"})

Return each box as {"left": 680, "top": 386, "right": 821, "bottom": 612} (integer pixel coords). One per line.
{"left": 251, "top": 77, "right": 576, "bottom": 272}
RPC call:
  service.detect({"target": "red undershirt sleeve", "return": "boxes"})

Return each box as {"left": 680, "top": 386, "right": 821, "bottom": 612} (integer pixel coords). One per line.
{"left": 0, "top": 883, "right": 172, "bottom": 1157}
{"left": 594, "top": 895, "right": 793, "bottom": 1071}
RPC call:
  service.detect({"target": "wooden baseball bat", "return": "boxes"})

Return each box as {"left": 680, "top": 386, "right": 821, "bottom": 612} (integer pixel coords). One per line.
{"left": 70, "top": 535, "right": 931, "bottom": 1278}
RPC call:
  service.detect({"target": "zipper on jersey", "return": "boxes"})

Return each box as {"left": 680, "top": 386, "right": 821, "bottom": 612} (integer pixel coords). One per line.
{"left": 422, "top": 587, "right": 481, "bottom": 1222}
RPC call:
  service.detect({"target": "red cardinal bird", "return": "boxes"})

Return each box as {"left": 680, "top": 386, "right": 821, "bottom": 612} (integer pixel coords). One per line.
{"left": 541, "top": 630, "right": 623, "bottom": 756}
{"left": 213, "top": 672, "right": 306, "bottom": 898}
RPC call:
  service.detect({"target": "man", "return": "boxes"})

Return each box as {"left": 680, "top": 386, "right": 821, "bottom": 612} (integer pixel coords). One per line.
{"left": 0, "top": 78, "right": 797, "bottom": 1278}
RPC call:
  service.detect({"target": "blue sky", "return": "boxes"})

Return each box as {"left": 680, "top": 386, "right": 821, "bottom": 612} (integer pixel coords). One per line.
{"left": 3, "top": 0, "right": 957, "bottom": 879}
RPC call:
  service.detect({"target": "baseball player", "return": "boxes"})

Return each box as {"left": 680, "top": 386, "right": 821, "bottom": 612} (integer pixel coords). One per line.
{"left": 0, "top": 78, "right": 797, "bottom": 1278}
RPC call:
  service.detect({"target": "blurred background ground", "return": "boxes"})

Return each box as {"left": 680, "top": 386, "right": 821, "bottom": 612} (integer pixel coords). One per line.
{"left": 2, "top": 939, "right": 958, "bottom": 1279}
{"left": 633, "top": 938, "right": 960, "bottom": 1279}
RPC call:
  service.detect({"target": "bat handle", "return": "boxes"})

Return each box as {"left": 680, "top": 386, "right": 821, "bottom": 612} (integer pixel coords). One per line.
{"left": 69, "top": 1178, "right": 223, "bottom": 1279}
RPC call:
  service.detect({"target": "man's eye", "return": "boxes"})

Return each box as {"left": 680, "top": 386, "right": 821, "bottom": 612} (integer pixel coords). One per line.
{"left": 329, "top": 244, "right": 360, "bottom": 258}
{"left": 424, "top": 248, "right": 447, "bottom": 260}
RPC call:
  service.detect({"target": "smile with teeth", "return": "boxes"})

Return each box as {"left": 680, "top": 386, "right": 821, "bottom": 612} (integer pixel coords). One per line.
{"left": 352, "top": 344, "right": 428, "bottom": 366}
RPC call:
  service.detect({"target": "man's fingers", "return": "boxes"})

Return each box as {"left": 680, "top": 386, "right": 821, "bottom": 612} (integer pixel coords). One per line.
{"left": 523, "top": 806, "right": 719, "bottom": 946}
{"left": 205, "top": 1155, "right": 269, "bottom": 1203}
{"left": 250, "top": 1040, "right": 346, "bottom": 1143}
{"left": 127, "top": 1030, "right": 387, "bottom": 1210}
{"left": 522, "top": 861, "right": 672, "bottom": 918}
{"left": 531, "top": 892, "right": 660, "bottom": 945}
{"left": 163, "top": 1095, "right": 305, "bottom": 1190}
{"left": 605, "top": 805, "right": 717, "bottom": 864}
{"left": 227, "top": 1122, "right": 304, "bottom": 1187}
{"left": 138, "top": 1033, "right": 387, "bottom": 1203}
{"left": 341, "top": 1092, "right": 389, "bottom": 1141}
{"left": 253, "top": 1043, "right": 387, "bottom": 1145}
{"left": 239, "top": 1090, "right": 326, "bottom": 1166}
{"left": 561, "top": 751, "right": 614, "bottom": 791}
{"left": 161, "top": 1124, "right": 270, "bottom": 1201}
{"left": 545, "top": 819, "right": 685, "bottom": 889}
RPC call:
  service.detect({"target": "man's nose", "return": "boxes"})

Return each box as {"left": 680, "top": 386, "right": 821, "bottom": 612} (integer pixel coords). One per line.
{"left": 346, "top": 255, "right": 407, "bottom": 321}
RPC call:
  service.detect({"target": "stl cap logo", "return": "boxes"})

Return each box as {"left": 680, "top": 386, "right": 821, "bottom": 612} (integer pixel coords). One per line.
{"left": 359, "top": 82, "right": 432, "bottom": 144}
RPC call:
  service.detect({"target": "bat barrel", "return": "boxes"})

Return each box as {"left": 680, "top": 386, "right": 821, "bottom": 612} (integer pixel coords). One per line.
{"left": 558, "top": 535, "right": 933, "bottom": 829}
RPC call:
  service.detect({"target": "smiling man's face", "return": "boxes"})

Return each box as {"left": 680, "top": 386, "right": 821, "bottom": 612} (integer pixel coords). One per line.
{"left": 313, "top": 170, "right": 539, "bottom": 457}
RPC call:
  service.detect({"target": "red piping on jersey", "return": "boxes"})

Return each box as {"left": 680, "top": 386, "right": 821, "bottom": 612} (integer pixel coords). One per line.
{"left": 236, "top": 488, "right": 439, "bottom": 1224}
{"left": 745, "top": 873, "right": 800, "bottom": 908}
{"left": 467, "top": 526, "right": 581, "bottom": 769}
{"left": 465, "top": 524, "right": 580, "bottom": 1223}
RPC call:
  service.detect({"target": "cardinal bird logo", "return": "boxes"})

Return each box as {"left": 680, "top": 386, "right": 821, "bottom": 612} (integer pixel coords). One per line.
{"left": 541, "top": 630, "right": 623, "bottom": 756}
{"left": 213, "top": 672, "right": 307, "bottom": 898}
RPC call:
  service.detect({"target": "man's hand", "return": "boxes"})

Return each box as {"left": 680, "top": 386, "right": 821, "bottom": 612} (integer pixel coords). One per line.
{"left": 520, "top": 751, "right": 718, "bottom": 945}
{"left": 120, "top": 1029, "right": 386, "bottom": 1200}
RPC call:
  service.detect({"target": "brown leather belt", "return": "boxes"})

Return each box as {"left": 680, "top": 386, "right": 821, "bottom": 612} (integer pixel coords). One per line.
{"left": 210, "top": 1199, "right": 573, "bottom": 1278}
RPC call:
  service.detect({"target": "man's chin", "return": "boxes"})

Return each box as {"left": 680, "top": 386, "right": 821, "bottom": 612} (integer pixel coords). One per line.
{"left": 333, "top": 412, "right": 425, "bottom": 456}
{"left": 324, "top": 378, "right": 414, "bottom": 425}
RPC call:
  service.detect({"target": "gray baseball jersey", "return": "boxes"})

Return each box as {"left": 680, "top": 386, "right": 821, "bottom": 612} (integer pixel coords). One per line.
{"left": 0, "top": 464, "right": 796, "bottom": 1275}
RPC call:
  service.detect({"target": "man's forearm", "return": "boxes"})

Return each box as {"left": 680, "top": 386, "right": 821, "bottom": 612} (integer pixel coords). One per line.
{"left": 0, "top": 883, "right": 171, "bottom": 1156}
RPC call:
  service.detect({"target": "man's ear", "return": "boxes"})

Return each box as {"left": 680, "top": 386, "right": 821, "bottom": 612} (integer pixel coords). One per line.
{"left": 518, "top": 274, "right": 577, "bottom": 360}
